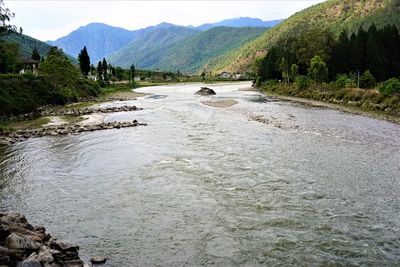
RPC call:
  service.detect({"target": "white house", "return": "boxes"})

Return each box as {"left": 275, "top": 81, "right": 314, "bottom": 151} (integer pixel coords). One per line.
{"left": 219, "top": 71, "right": 232, "bottom": 78}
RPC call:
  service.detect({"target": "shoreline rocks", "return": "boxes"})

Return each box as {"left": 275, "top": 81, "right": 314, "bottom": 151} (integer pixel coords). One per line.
{"left": 0, "top": 120, "right": 147, "bottom": 145}
{"left": 39, "top": 105, "right": 141, "bottom": 117}
{"left": 0, "top": 212, "right": 84, "bottom": 267}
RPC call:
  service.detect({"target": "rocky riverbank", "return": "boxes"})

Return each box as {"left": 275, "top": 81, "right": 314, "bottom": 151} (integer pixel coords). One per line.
{"left": 0, "top": 212, "right": 85, "bottom": 267}
{"left": 39, "top": 105, "right": 141, "bottom": 117}
{"left": 0, "top": 120, "right": 147, "bottom": 145}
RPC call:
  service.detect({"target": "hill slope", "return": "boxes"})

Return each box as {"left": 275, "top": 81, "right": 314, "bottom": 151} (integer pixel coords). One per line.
{"left": 208, "top": 0, "right": 400, "bottom": 73}
{"left": 107, "top": 25, "right": 200, "bottom": 68}
{"left": 1, "top": 32, "right": 53, "bottom": 59}
{"left": 154, "top": 27, "right": 267, "bottom": 73}
{"left": 48, "top": 23, "right": 134, "bottom": 63}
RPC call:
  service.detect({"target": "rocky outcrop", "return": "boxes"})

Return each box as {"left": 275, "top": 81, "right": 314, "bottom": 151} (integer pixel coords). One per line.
{"left": 0, "top": 120, "right": 147, "bottom": 145}
{"left": 195, "top": 87, "right": 216, "bottom": 96}
{"left": 0, "top": 212, "right": 84, "bottom": 267}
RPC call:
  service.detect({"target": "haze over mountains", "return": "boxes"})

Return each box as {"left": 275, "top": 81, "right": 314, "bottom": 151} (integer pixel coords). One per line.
{"left": 47, "top": 17, "right": 281, "bottom": 72}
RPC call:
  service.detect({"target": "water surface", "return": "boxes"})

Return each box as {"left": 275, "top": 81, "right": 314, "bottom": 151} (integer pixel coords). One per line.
{"left": 1, "top": 82, "right": 399, "bottom": 266}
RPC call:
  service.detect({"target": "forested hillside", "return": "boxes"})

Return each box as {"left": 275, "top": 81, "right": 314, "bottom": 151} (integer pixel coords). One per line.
{"left": 208, "top": 0, "right": 400, "bottom": 73}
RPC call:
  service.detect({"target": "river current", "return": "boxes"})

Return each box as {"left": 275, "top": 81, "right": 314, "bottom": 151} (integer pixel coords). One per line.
{"left": 1, "top": 82, "right": 399, "bottom": 266}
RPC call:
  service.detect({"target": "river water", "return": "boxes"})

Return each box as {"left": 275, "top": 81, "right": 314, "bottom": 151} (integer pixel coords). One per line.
{"left": 1, "top": 82, "right": 399, "bottom": 266}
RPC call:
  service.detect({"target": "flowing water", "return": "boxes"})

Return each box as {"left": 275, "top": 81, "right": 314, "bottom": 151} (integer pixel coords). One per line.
{"left": 1, "top": 82, "right": 399, "bottom": 266}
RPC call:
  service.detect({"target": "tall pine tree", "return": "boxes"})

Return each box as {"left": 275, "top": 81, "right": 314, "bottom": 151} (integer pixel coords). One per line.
{"left": 78, "top": 46, "right": 90, "bottom": 77}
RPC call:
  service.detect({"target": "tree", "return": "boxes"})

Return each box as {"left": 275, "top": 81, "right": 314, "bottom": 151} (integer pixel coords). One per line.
{"left": 31, "top": 47, "right": 40, "bottom": 61}
{"left": 38, "top": 54, "right": 80, "bottom": 96}
{"left": 78, "top": 46, "right": 90, "bottom": 77}
{"left": 279, "top": 57, "right": 289, "bottom": 84}
{"left": 308, "top": 55, "right": 328, "bottom": 84}
{"left": 359, "top": 70, "right": 376, "bottom": 89}
{"left": 0, "top": 0, "right": 16, "bottom": 35}
{"left": 130, "top": 64, "right": 135, "bottom": 82}
{"left": 97, "top": 61, "right": 103, "bottom": 80}
{"left": 290, "top": 64, "right": 299, "bottom": 82}
{"left": 102, "top": 58, "right": 108, "bottom": 81}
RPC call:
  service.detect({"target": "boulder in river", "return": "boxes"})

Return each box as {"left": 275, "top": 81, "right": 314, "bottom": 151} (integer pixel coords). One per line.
{"left": 195, "top": 87, "right": 216, "bottom": 96}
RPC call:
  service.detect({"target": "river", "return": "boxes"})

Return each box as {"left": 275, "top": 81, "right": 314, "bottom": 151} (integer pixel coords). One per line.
{"left": 1, "top": 82, "right": 399, "bottom": 266}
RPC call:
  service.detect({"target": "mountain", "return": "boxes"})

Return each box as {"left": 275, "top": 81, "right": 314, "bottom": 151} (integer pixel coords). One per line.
{"left": 207, "top": 0, "right": 400, "bottom": 73}
{"left": 48, "top": 23, "right": 135, "bottom": 63}
{"left": 153, "top": 27, "right": 267, "bottom": 73}
{"left": 196, "top": 17, "right": 282, "bottom": 31}
{"left": 107, "top": 24, "right": 200, "bottom": 68}
{"left": 1, "top": 32, "right": 53, "bottom": 60}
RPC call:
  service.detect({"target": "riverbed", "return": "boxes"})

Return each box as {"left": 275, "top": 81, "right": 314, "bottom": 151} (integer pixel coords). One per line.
{"left": 0, "top": 82, "right": 399, "bottom": 266}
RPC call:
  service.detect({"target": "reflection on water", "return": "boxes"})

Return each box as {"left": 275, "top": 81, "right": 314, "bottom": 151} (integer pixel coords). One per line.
{"left": 1, "top": 82, "right": 400, "bottom": 266}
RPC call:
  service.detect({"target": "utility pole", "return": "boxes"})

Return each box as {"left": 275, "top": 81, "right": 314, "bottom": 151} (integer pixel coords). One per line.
{"left": 357, "top": 70, "right": 360, "bottom": 88}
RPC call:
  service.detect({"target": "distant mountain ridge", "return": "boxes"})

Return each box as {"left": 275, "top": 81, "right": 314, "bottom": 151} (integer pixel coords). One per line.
{"left": 107, "top": 25, "right": 200, "bottom": 69}
{"left": 195, "top": 17, "right": 282, "bottom": 31}
{"left": 47, "top": 23, "right": 134, "bottom": 63}
{"left": 47, "top": 17, "right": 282, "bottom": 65}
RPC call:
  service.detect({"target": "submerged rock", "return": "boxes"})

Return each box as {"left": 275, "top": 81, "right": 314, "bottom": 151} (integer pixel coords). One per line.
{"left": 195, "top": 87, "right": 216, "bottom": 96}
{"left": 91, "top": 256, "right": 107, "bottom": 264}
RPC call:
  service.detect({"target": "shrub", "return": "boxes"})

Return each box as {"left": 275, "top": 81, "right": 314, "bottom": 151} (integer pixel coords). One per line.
{"left": 295, "top": 75, "right": 312, "bottom": 90}
{"left": 335, "top": 74, "right": 348, "bottom": 89}
{"left": 359, "top": 70, "right": 376, "bottom": 89}
{"left": 379, "top": 78, "right": 400, "bottom": 95}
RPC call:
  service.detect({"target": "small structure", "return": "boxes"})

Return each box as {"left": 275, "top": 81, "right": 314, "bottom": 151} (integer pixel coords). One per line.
{"left": 19, "top": 59, "right": 39, "bottom": 75}
{"left": 219, "top": 71, "right": 232, "bottom": 78}
{"left": 233, "top": 73, "right": 244, "bottom": 80}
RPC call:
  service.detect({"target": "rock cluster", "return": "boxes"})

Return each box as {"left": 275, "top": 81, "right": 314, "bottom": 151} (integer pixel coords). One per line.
{"left": 40, "top": 106, "right": 141, "bottom": 117}
{"left": 0, "top": 120, "right": 147, "bottom": 145}
{"left": 195, "top": 87, "right": 216, "bottom": 96}
{"left": 0, "top": 212, "right": 84, "bottom": 267}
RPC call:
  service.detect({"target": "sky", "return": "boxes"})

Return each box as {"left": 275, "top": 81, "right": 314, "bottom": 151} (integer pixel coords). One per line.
{"left": 5, "top": 0, "right": 326, "bottom": 41}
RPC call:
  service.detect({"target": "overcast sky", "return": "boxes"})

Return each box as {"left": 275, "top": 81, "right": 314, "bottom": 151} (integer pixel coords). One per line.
{"left": 5, "top": 0, "right": 326, "bottom": 41}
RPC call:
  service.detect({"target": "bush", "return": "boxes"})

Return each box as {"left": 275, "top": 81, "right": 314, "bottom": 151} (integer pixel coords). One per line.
{"left": 335, "top": 74, "right": 348, "bottom": 89}
{"left": 295, "top": 75, "right": 312, "bottom": 90}
{"left": 359, "top": 70, "right": 376, "bottom": 89}
{"left": 379, "top": 78, "right": 400, "bottom": 95}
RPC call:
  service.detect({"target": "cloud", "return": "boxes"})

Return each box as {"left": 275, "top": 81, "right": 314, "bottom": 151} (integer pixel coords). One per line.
{"left": 5, "top": 0, "right": 325, "bottom": 41}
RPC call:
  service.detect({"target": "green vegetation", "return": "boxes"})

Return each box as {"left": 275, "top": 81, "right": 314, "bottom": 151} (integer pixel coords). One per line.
{"left": 208, "top": 0, "right": 400, "bottom": 73}
{"left": 78, "top": 46, "right": 90, "bottom": 77}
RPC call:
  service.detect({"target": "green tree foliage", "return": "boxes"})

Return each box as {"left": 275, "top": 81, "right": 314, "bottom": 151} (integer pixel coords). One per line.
{"left": 359, "top": 70, "right": 376, "bottom": 89}
{"left": 31, "top": 47, "right": 40, "bottom": 61}
{"left": 0, "top": 0, "right": 16, "bottom": 35}
{"left": 290, "top": 64, "right": 299, "bottom": 81}
{"left": 379, "top": 78, "right": 400, "bottom": 95}
{"left": 295, "top": 75, "right": 312, "bottom": 90}
{"left": 102, "top": 58, "right": 108, "bottom": 81}
{"left": 130, "top": 64, "right": 135, "bottom": 82}
{"left": 308, "top": 55, "right": 328, "bottom": 84}
{"left": 78, "top": 46, "right": 90, "bottom": 77}
{"left": 38, "top": 54, "right": 80, "bottom": 97}
{"left": 97, "top": 61, "right": 103, "bottom": 80}
{"left": 335, "top": 74, "right": 348, "bottom": 89}
{"left": 330, "top": 24, "right": 400, "bottom": 81}
{"left": 0, "top": 41, "right": 20, "bottom": 73}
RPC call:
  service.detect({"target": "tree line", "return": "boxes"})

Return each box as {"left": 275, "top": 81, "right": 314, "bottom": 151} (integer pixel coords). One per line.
{"left": 255, "top": 24, "right": 400, "bottom": 91}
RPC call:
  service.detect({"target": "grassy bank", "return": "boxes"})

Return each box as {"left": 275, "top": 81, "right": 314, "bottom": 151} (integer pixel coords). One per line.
{"left": 261, "top": 82, "right": 400, "bottom": 124}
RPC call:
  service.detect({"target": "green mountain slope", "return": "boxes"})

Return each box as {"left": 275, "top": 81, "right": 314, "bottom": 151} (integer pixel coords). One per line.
{"left": 152, "top": 27, "right": 267, "bottom": 73}
{"left": 107, "top": 24, "right": 200, "bottom": 68}
{"left": 208, "top": 0, "right": 400, "bottom": 73}
{"left": 1, "top": 32, "right": 53, "bottom": 59}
